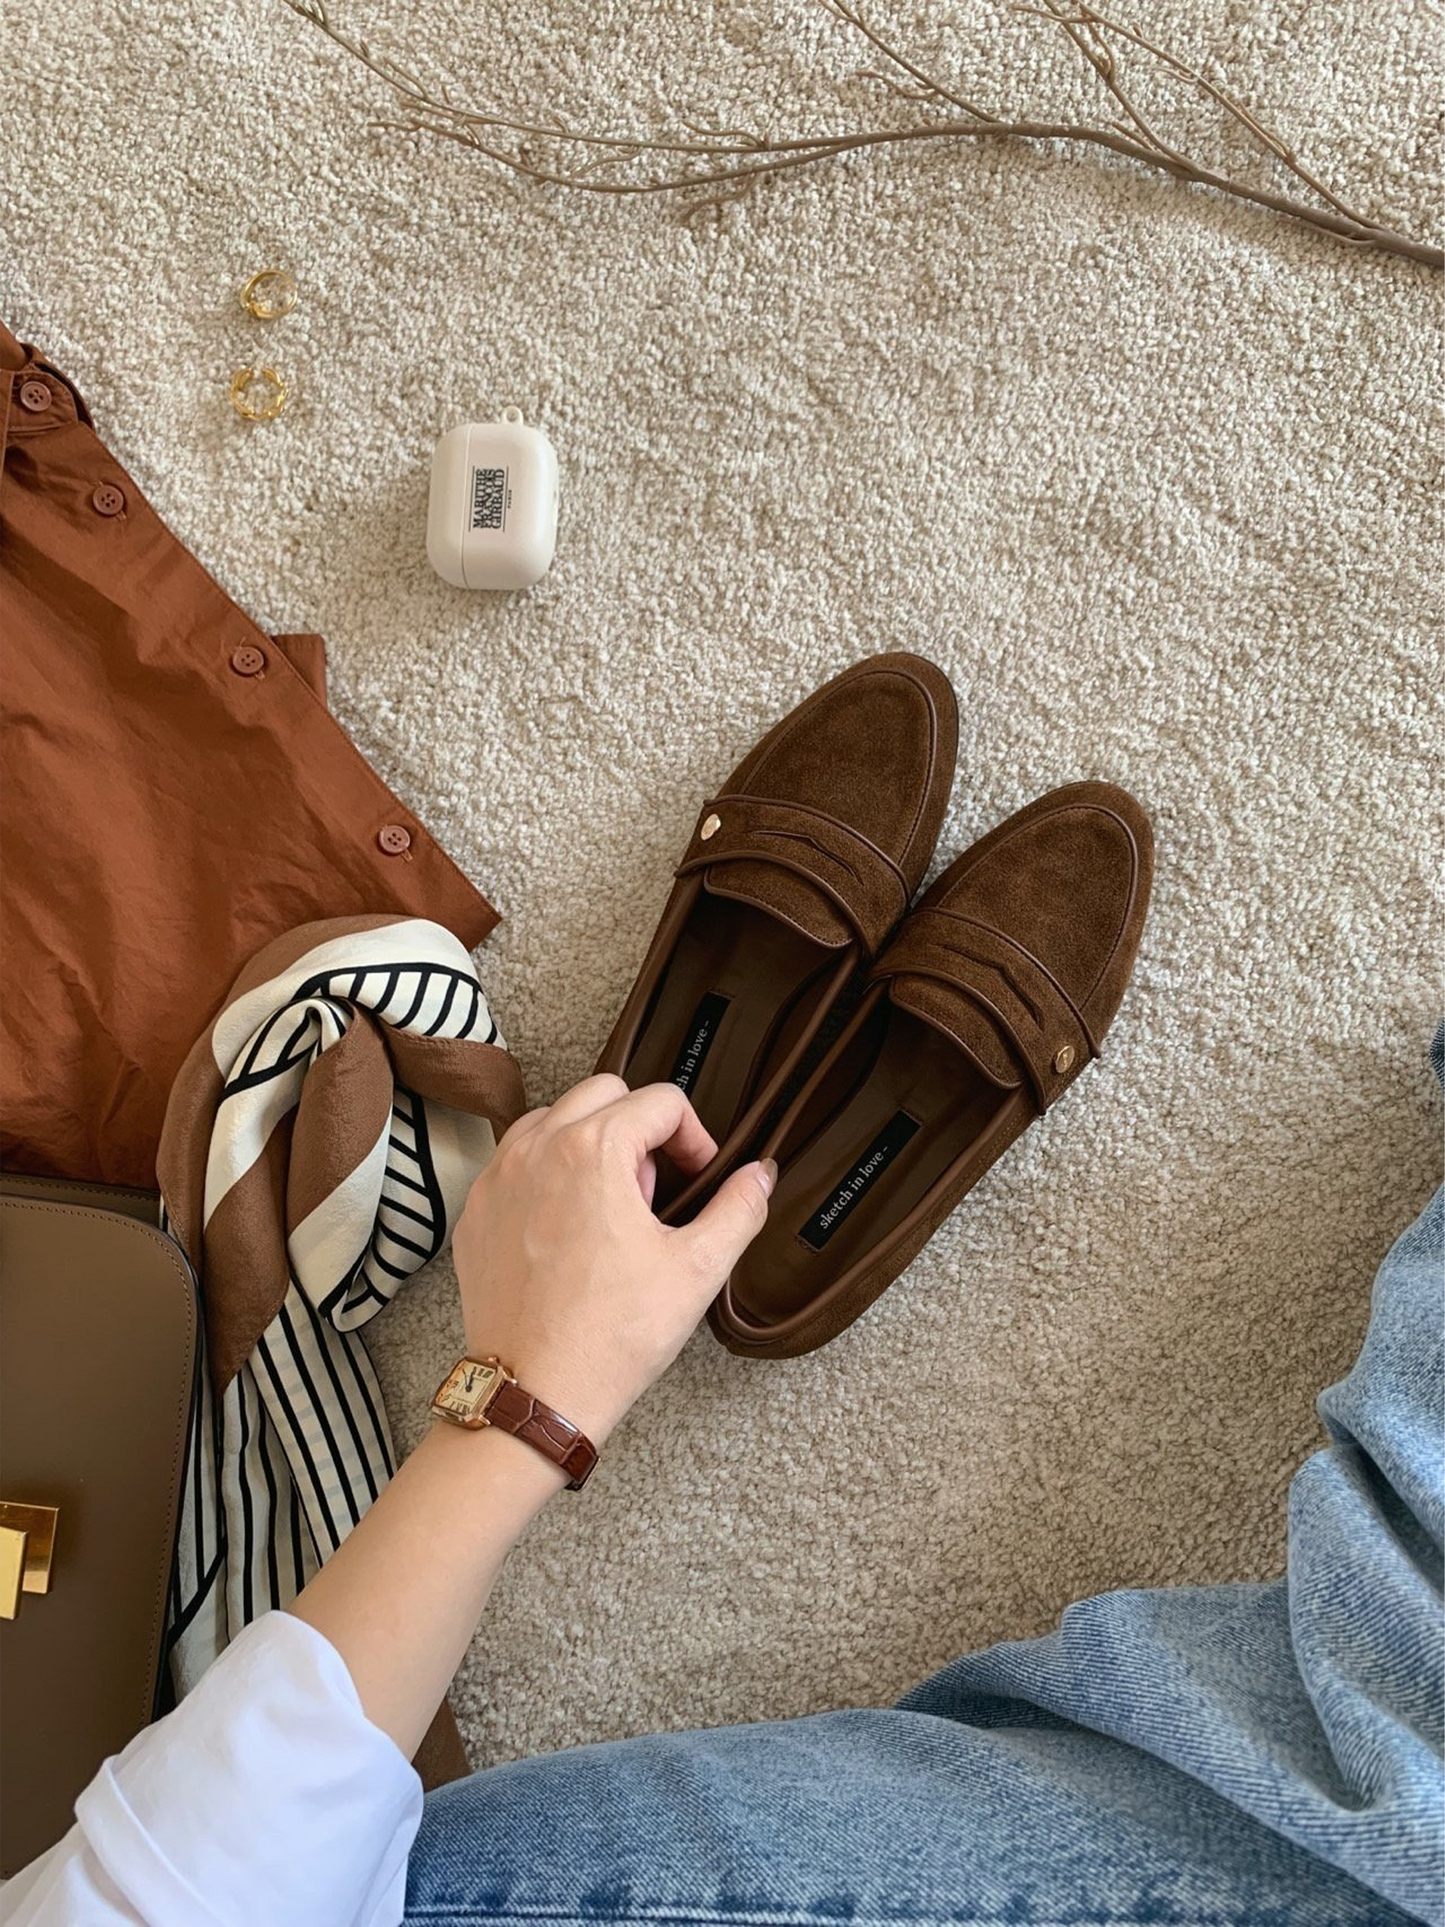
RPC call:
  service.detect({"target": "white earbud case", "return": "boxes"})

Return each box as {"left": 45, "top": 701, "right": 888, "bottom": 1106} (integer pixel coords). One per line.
{"left": 427, "top": 408, "right": 558, "bottom": 590}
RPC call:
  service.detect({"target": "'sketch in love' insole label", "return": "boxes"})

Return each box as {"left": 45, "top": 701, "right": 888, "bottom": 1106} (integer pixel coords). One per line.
{"left": 798, "top": 1110, "right": 921, "bottom": 1251}
{"left": 669, "top": 991, "right": 732, "bottom": 1096}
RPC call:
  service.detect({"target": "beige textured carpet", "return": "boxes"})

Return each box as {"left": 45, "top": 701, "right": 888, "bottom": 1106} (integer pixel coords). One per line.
{"left": 3, "top": 0, "right": 1441, "bottom": 1769}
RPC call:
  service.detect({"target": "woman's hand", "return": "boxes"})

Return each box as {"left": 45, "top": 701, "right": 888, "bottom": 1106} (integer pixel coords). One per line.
{"left": 452, "top": 1075, "right": 776, "bottom": 1442}
{"left": 293, "top": 1076, "right": 770, "bottom": 1756}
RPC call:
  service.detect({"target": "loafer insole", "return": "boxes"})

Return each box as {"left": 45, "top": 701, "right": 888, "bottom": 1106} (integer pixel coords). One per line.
{"left": 623, "top": 894, "right": 838, "bottom": 1193}
{"left": 731, "top": 1002, "right": 1001, "bottom": 1322}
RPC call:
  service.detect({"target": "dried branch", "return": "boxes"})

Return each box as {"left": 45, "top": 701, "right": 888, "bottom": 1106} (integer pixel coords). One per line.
{"left": 283, "top": 0, "right": 1442, "bottom": 269}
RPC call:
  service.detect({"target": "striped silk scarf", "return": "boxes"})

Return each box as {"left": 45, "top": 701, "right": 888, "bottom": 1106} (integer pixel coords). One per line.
{"left": 156, "top": 915, "right": 525, "bottom": 1696}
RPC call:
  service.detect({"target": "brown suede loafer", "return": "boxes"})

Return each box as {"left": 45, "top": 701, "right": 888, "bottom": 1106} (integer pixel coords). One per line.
{"left": 598, "top": 653, "right": 958, "bottom": 1219}
{"left": 710, "top": 781, "right": 1153, "bottom": 1355}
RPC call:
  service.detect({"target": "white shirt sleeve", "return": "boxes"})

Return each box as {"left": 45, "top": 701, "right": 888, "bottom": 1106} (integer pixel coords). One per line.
{"left": 0, "top": 1612, "right": 423, "bottom": 1927}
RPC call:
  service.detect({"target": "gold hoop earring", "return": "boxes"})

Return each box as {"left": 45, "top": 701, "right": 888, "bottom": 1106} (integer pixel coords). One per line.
{"left": 230, "top": 366, "right": 290, "bottom": 423}
{"left": 239, "top": 268, "right": 298, "bottom": 321}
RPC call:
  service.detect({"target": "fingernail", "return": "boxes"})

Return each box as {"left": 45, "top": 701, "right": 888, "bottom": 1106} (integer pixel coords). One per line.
{"left": 758, "top": 1157, "right": 778, "bottom": 1198}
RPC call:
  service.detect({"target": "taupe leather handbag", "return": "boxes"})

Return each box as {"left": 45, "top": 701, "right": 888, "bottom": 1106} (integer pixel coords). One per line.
{"left": 0, "top": 1176, "right": 196, "bottom": 1875}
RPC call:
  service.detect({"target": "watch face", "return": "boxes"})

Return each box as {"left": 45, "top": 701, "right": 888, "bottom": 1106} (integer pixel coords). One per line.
{"left": 433, "top": 1358, "right": 505, "bottom": 1425}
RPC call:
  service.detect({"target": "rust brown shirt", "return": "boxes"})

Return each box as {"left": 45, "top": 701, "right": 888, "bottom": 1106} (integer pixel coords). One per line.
{"left": 0, "top": 323, "right": 498, "bottom": 1186}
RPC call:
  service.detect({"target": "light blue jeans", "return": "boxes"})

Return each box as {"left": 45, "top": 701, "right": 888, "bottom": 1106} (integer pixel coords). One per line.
{"left": 406, "top": 1035, "right": 1445, "bottom": 1927}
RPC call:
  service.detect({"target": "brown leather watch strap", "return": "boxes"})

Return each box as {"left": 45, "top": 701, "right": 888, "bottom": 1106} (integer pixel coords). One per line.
{"left": 486, "top": 1379, "right": 598, "bottom": 1490}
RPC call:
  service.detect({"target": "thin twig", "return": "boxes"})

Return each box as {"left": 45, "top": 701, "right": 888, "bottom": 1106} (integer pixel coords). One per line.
{"left": 822, "top": 0, "right": 999, "bottom": 122}
{"left": 1034, "top": 0, "right": 1195, "bottom": 175}
{"left": 1020, "top": 3, "right": 1379, "bottom": 228}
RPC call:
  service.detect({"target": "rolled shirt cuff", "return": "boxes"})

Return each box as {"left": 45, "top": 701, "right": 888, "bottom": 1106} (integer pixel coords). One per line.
{"left": 72, "top": 1611, "right": 423, "bottom": 1927}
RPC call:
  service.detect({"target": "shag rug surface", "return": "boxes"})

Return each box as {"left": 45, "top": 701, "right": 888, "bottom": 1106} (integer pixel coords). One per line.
{"left": 3, "top": 0, "right": 1440, "bottom": 1768}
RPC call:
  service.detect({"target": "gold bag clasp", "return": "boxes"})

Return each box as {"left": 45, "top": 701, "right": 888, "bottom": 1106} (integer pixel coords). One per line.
{"left": 0, "top": 1502, "right": 59, "bottom": 1621}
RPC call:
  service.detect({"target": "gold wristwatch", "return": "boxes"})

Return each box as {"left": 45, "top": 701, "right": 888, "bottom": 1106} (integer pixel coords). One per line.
{"left": 430, "top": 1356, "right": 598, "bottom": 1490}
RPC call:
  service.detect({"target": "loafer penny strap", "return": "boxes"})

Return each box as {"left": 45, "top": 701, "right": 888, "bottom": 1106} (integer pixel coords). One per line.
{"left": 870, "top": 908, "right": 1098, "bottom": 1112}
{"left": 675, "top": 794, "right": 910, "bottom": 956}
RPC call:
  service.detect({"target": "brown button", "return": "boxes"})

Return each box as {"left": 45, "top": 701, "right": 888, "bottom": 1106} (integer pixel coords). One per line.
{"left": 229, "top": 645, "right": 266, "bottom": 677}
{"left": 19, "top": 379, "right": 52, "bottom": 413}
{"left": 377, "top": 824, "right": 412, "bottom": 856}
{"left": 91, "top": 483, "right": 126, "bottom": 517}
